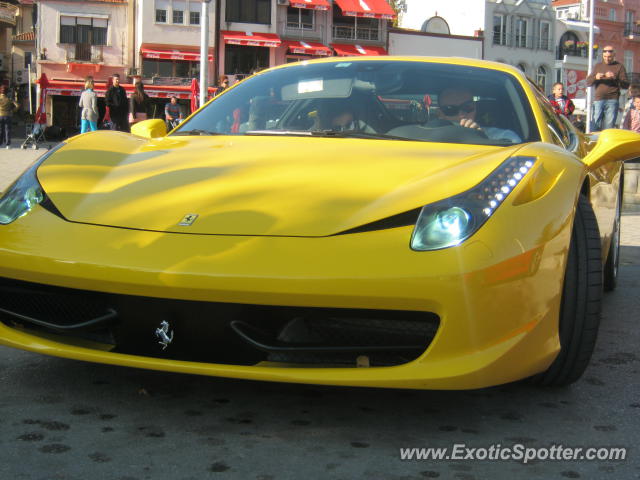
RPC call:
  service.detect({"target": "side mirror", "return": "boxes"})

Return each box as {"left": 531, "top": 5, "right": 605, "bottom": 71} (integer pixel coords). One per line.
{"left": 583, "top": 129, "right": 640, "bottom": 170}
{"left": 130, "top": 119, "right": 167, "bottom": 139}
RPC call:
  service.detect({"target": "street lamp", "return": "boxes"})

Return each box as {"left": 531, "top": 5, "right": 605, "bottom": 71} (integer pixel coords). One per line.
{"left": 199, "top": 0, "right": 212, "bottom": 108}
{"left": 586, "top": 0, "right": 595, "bottom": 133}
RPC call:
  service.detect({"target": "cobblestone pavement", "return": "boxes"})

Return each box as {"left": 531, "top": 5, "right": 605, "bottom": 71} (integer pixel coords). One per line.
{"left": 622, "top": 211, "right": 640, "bottom": 249}
{"left": 0, "top": 136, "right": 57, "bottom": 193}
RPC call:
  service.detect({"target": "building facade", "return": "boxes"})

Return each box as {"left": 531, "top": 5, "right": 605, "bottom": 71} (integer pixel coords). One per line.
{"left": 388, "top": 28, "right": 484, "bottom": 59}
{"left": 23, "top": 0, "right": 396, "bottom": 130}
{"left": 135, "top": 0, "right": 215, "bottom": 84}
{"left": 0, "top": 1, "right": 19, "bottom": 86}
{"left": 35, "top": 0, "right": 131, "bottom": 129}
{"left": 218, "top": 0, "right": 394, "bottom": 85}
{"left": 399, "top": 0, "right": 557, "bottom": 93}
{"left": 552, "top": 0, "right": 640, "bottom": 111}
{"left": 10, "top": 0, "right": 36, "bottom": 112}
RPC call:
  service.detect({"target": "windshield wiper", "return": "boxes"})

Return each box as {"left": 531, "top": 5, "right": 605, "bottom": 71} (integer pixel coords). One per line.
{"left": 310, "top": 130, "right": 414, "bottom": 141}
{"left": 172, "top": 129, "right": 221, "bottom": 136}
{"left": 245, "top": 130, "right": 312, "bottom": 136}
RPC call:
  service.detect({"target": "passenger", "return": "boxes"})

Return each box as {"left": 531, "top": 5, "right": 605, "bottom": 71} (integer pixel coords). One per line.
{"left": 316, "top": 99, "right": 372, "bottom": 132}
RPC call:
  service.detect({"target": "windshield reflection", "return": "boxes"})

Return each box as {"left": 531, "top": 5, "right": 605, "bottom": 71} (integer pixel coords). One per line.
{"left": 173, "top": 60, "right": 539, "bottom": 146}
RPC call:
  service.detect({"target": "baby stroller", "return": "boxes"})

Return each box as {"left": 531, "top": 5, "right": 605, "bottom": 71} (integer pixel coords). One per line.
{"left": 21, "top": 122, "right": 48, "bottom": 150}
{"left": 167, "top": 117, "right": 182, "bottom": 130}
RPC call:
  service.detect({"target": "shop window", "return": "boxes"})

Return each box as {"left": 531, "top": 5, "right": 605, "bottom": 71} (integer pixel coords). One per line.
{"left": 143, "top": 59, "right": 199, "bottom": 79}
{"left": 224, "top": 45, "right": 268, "bottom": 76}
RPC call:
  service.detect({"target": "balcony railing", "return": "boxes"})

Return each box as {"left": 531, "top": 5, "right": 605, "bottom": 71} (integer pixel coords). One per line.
{"left": 66, "top": 45, "right": 104, "bottom": 63}
{"left": 624, "top": 23, "right": 640, "bottom": 39}
{"left": 0, "top": 2, "right": 18, "bottom": 27}
{"left": 628, "top": 72, "right": 640, "bottom": 85}
{"left": 148, "top": 76, "right": 193, "bottom": 86}
{"left": 333, "top": 25, "right": 380, "bottom": 41}
{"left": 492, "top": 32, "right": 553, "bottom": 50}
{"left": 556, "top": 45, "right": 597, "bottom": 60}
{"left": 287, "top": 20, "right": 313, "bottom": 30}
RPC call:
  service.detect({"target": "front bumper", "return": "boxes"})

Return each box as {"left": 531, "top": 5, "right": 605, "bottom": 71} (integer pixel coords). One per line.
{"left": 0, "top": 186, "right": 574, "bottom": 389}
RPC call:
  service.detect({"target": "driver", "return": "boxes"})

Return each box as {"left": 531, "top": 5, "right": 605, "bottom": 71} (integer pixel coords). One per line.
{"left": 437, "top": 87, "right": 522, "bottom": 143}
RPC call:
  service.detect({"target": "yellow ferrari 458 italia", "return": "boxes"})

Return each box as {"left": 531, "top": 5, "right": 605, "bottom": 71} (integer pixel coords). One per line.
{"left": 0, "top": 57, "right": 638, "bottom": 390}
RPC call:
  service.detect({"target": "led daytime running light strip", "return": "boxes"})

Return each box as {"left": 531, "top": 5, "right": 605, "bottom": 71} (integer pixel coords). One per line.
{"left": 479, "top": 157, "right": 535, "bottom": 217}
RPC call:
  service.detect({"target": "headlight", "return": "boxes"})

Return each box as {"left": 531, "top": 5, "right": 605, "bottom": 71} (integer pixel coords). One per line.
{"left": 411, "top": 156, "right": 536, "bottom": 251}
{"left": 0, "top": 143, "right": 65, "bottom": 225}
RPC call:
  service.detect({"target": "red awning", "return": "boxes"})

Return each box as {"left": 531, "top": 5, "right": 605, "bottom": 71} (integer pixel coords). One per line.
{"left": 221, "top": 31, "right": 282, "bottom": 48}
{"left": 289, "top": 0, "right": 330, "bottom": 10}
{"left": 334, "top": 0, "right": 395, "bottom": 19}
{"left": 284, "top": 40, "right": 332, "bottom": 56}
{"left": 331, "top": 43, "right": 388, "bottom": 56}
{"left": 44, "top": 80, "right": 216, "bottom": 99}
{"left": 141, "top": 47, "right": 213, "bottom": 62}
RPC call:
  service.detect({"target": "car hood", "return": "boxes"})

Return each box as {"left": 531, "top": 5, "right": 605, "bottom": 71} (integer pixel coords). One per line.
{"left": 38, "top": 132, "right": 523, "bottom": 236}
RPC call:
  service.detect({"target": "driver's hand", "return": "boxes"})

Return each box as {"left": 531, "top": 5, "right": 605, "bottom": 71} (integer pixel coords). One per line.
{"left": 459, "top": 118, "right": 482, "bottom": 130}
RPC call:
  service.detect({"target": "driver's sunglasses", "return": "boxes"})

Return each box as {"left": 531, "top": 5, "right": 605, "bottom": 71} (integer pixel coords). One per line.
{"left": 440, "top": 100, "right": 476, "bottom": 116}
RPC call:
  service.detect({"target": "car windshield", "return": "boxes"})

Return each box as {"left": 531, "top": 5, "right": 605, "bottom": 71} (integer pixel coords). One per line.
{"left": 173, "top": 60, "right": 540, "bottom": 146}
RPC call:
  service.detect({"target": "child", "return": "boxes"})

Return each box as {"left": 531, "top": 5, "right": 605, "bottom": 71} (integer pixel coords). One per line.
{"left": 547, "top": 82, "right": 575, "bottom": 117}
{"left": 622, "top": 95, "right": 640, "bottom": 133}
{"left": 619, "top": 83, "right": 640, "bottom": 128}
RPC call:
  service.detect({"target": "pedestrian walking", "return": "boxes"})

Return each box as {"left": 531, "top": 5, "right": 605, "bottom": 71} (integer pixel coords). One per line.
{"left": 79, "top": 76, "right": 99, "bottom": 134}
{"left": 0, "top": 86, "right": 19, "bottom": 149}
{"left": 105, "top": 73, "right": 129, "bottom": 132}
{"left": 586, "top": 46, "right": 629, "bottom": 131}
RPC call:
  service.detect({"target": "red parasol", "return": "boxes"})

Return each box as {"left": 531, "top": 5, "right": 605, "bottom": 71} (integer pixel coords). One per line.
{"left": 34, "top": 73, "right": 50, "bottom": 124}
{"left": 190, "top": 78, "right": 199, "bottom": 114}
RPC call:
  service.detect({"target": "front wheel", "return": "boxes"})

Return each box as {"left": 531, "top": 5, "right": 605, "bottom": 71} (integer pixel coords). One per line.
{"left": 532, "top": 196, "right": 603, "bottom": 386}
{"left": 604, "top": 172, "right": 623, "bottom": 291}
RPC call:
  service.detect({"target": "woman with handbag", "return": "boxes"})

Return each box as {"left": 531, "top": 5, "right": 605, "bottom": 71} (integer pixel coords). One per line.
{"left": 129, "top": 81, "right": 150, "bottom": 125}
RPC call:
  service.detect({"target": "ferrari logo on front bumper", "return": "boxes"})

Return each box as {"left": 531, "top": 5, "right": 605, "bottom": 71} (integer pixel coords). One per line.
{"left": 179, "top": 214, "right": 199, "bottom": 226}
{"left": 155, "top": 321, "right": 174, "bottom": 350}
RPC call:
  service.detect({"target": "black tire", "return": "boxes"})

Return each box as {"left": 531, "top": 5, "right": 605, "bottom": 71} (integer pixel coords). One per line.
{"left": 533, "top": 195, "right": 603, "bottom": 386}
{"left": 604, "top": 171, "right": 623, "bottom": 291}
